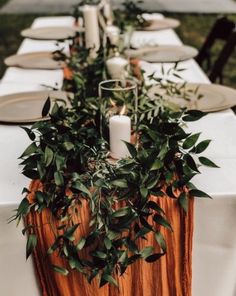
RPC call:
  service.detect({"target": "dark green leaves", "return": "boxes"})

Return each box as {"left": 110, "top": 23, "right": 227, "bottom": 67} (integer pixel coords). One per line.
{"left": 145, "top": 253, "right": 164, "bottom": 263}
{"left": 199, "top": 156, "right": 219, "bottom": 168}
{"left": 21, "top": 127, "right": 35, "bottom": 141}
{"left": 147, "top": 201, "right": 165, "bottom": 214}
{"left": 189, "top": 189, "right": 211, "bottom": 198}
{"left": 178, "top": 192, "right": 188, "bottom": 213}
{"left": 153, "top": 214, "right": 172, "bottom": 231}
{"left": 44, "top": 147, "right": 54, "bottom": 167}
{"left": 71, "top": 181, "right": 91, "bottom": 197}
{"left": 17, "top": 198, "right": 30, "bottom": 217}
{"left": 20, "top": 143, "right": 38, "bottom": 158}
{"left": 26, "top": 234, "right": 37, "bottom": 260}
{"left": 110, "top": 179, "right": 128, "bottom": 188}
{"left": 155, "top": 232, "right": 166, "bottom": 252}
{"left": 64, "top": 224, "right": 79, "bottom": 241}
{"left": 22, "top": 169, "right": 39, "bottom": 179}
{"left": 185, "top": 154, "right": 199, "bottom": 172}
{"left": 150, "top": 159, "right": 163, "bottom": 171}
{"left": 140, "top": 246, "right": 154, "bottom": 258}
{"left": 100, "top": 274, "right": 118, "bottom": 288}
{"left": 183, "top": 110, "right": 206, "bottom": 122}
{"left": 111, "top": 207, "right": 132, "bottom": 218}
{"left": 54, "top": 171, "right": 64, "bottom": 186}
{"left": 42, "top": 96, "right": 51, "bottom": 117}
{"left": 183, "top": 133, "right": 201, "bottom": 149}
{"left": 53, "top": 265, "right": 69, "bottom": 276}
{"left": 195, "top": 140, "right": 211, "bottom": 154}
{"left": 124, "top": 142, "right": 137, "bottom": 158}
{"left": 62, "top": 142, "right": 74, "bottom": 151}
{"left": 76, "top": 237, "right": 86, "bottom": 251}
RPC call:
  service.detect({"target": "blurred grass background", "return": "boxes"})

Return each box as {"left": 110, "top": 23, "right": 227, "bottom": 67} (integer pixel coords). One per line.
{"left": 1, "top": 13, "right": 236, "bottom": 87}
{"left": 0, "top": 0, "right": 8, "bottom": 7}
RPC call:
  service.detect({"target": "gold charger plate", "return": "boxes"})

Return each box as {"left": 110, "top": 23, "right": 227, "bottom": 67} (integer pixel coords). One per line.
{"left": 21, "top": 26, "right": 84, "bottom": 40}
{"left": 0, "top": 91, "right": 71, "bottom": 124}
{"left": 125, "top": 45, "right": 198, "bottom": 63}
{"left": 138, "top": 18, "right": 180, "bottom": 31}
{"left": 147, "top": 83, "right": 236, "bottom": 112}
{"left": 4, "top": 52, "right": 66, "bottom": 70}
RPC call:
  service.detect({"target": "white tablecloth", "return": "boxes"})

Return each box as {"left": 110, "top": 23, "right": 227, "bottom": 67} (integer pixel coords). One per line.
{"left": 0, "top": 15, "right": 236, "bottom": 296}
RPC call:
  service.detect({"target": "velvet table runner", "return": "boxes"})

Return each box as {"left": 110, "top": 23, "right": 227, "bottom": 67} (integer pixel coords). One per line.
{"left": 26, "top": 180, "right": 194, "bottom": 296}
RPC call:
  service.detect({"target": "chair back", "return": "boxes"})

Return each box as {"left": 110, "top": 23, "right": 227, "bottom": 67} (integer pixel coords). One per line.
{"left": 209, "top": 29, "right": 236, "bottom": 83}
{"left": 196, "top": 17, "right": 235, "bottom": 70}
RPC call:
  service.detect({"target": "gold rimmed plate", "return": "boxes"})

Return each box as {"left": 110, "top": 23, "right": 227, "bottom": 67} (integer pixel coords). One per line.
{"left": 137, "top": 18, "right": 180, "bottom": 31}
{"left": 0, "top": 91, "right": 71, "bottom": 124}
{"left": 4, "top": 52, "right": 66, "bottom": 70}
{"left": 147, "top": 83, "right": 236, "bottom": 112}
{"left": 125, "top": 45, "right": 198, "bottom": 63}
{"left": 21, "top": 26, "right": 84, "bottom": 40}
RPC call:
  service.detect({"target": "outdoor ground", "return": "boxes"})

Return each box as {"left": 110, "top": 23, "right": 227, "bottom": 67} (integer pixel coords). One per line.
{"left": 1, "top": 11, "right": 236, "bottom": 87}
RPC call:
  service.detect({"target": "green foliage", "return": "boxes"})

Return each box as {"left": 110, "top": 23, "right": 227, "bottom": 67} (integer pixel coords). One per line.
{"left": 13, "top": 12, "right": 217, "bottom": 288}
{"left": 113, "top": 0, "right": 149, "bottom": 32}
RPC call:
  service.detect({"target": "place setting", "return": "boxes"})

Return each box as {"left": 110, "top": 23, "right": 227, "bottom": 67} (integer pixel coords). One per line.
{"left": 136, "top": 16, "right": 180, "bottom": 31}
{"left": 4, "top": 51, "right": 67, "bottom": 70}
{"left": 0, "top": 90, "right": 71, "bottom": 124}
{"left": 21, "top": 26, "right": 84, "bottom": 40}
{"left": 147, "top": 82, "right": 236, "bottom": 112}
{"left": 125, "top": 44, "right": 198, "bottom": 63}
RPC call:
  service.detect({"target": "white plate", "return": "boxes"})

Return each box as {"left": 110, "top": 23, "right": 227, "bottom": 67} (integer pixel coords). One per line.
{"left": 0, "top": 91, "right": 71, "bottom": 123}
{"left": 137, "top": 18, "right": 180, "bottom": 31}
{"left": 125, "top": 45, "right": 198, "bottom": 63}
{"left": 147, "top": 83, "right": 236, "bottom": 112}
{"left": 4, "top": 52, "right": 66, "bottom": 70}
{"left": 21, "top": 26, "right": 84, "bottom": 40}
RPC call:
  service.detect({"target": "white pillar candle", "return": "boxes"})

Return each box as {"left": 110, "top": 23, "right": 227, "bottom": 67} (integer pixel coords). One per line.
{"left": 109, "top": 115, "right": 131, "bottom": 159}
{"left": 106, "top": 56, "right": 128, "bottom": 80}
{"left": 105, "top": 25, "right": 120, "bottom": 46}
{"left": 83, "top": 5, "right": 100, "bottom": 57}
{"left": 103, "top": 0, "right": 113, "bottom": 25}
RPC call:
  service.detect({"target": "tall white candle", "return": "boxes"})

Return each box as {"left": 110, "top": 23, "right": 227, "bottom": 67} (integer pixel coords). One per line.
{"left": 103, "top": 0, "right": 113, "bottom": 25}
{"left": 106, "top": 56, "right": 128, "bottom": 80}
{"left": 105, "top": 25, "right": 120, "bottom": 46}
{"left": 109, "top": 115, "right": 131, "bottom": 159}
{"left": 83, "top": 5, "right": 100, "bottom": 57}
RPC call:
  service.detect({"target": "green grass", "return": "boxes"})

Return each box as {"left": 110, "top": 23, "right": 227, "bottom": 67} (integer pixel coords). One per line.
{"left": 1, "top": 13, "right": 236, "bottom": 87}
{"left": 0, "top": 15, "right": 37, "bottom": 76}
{"left": 0, "top": 0, "right": 9, "bottom": 8}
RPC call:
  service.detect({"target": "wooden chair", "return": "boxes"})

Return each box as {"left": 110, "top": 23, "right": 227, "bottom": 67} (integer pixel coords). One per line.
{"left": 195, "top": 17, "right": 236, "bottom": 83}
{"left": 209, "top": 29, "right": 236, "bottom": 83}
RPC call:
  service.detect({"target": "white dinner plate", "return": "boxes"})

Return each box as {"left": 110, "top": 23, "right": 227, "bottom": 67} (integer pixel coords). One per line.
{"left": 147, "top": 83, "right": 236, "bottom": 112}
{"left": 137, "top": 18, "right": 180, "bottom": 31}
{"left": 21, "top": 26, "right": 84, "bottom": 40}
{"left": 125, "top": 45, "right": 198, "bottom": 63}
{"left": 0, "top": 91, "right": 71, "bottom": 123}
{"left": 4, "top": 52, "right": 66, "bottom": 70}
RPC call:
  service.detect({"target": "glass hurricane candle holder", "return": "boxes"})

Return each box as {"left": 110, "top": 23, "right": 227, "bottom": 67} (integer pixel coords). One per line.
{"left": 99, "top": 79, "right": 138, "bottom": 159}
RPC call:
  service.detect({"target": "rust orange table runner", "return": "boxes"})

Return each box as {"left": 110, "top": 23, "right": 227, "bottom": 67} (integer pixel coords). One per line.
{"left": 26, "top": 180, "right": 194, "bottom": 296}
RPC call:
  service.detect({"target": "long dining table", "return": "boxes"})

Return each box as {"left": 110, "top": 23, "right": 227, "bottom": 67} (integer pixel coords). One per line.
{"left": 0, "top": 14, "right": 236, "bottom": 296}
